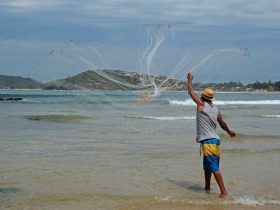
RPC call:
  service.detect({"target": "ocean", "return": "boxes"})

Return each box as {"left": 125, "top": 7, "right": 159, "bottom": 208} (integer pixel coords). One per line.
{"left": 0, "top": 90, "right": 279, "bottom": 210}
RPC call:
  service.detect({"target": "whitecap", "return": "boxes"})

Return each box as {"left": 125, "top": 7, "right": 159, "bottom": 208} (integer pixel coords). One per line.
{"left": 261, "top": 115, "right": 280, "bottom": 118}
{"left": 233, "top": 195, "right": 280, "bottom": 206}
{"left": 169, "top": 99, "right": 195, "bottom": 106}
{"left": 215, "top": 100, "right": 280, "bottom": 105}
{"left": 124, "top": 115, "right": 195, "bottom": 121}
{"left": 169, "top": 99, "right": 280, "bottom": 106}
{"left": 140, "top": 116, "right": 195, "bottom": 121}
{"left": 155, "top": 195, "right": 174, "bottom": 201}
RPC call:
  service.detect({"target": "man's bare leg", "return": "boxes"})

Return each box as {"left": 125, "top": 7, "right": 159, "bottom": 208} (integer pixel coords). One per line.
{"left": 204, "top": 171, "right": 211, "bottom": 191}
{"left": 213, "top": 171, "right": 228, "bottom": 197}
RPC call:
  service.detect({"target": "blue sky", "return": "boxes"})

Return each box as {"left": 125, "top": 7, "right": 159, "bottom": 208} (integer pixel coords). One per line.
{"left": 0, "top": 0, "right": 280, "bottom": 83}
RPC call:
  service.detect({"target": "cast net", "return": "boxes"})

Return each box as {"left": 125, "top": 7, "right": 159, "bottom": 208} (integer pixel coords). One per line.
{"left": 31, "top": 22, "right": 253, "bottom": 101}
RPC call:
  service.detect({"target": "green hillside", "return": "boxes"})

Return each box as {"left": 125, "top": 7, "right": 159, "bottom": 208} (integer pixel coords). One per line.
{"left": 0, "top": 75, "right": 42, "bottom": 89}
{"left": 43, "top": 70, "right": 144, "bottom": 90}
{"left": 3, "top": 70, "right": 278, "bottom": 91}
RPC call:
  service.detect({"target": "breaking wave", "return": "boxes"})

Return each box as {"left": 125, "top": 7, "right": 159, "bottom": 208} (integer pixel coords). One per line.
{"left": 261, "top": 114, "right": 280, "bottom": 118}
{"left": 124, "top": 115, "right": 195, "bottom": 121}
{"left": 233, "top": 195, "right": 280, "bottom": 206}
{"left": 153, "top": 194, "right": 280, "bottom": 207}
{"left": 169, "top": 99, "right": 280, "bottom": 106}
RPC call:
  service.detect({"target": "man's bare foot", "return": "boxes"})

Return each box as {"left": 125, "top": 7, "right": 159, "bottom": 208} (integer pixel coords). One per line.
{"left": 219, "top": 192, "right": 229, "bottom": 198}
{"left": 204, "top": 187, "right": 211, "bottom": 193}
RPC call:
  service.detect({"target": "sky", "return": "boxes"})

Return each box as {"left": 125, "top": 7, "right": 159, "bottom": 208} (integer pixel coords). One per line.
{"left": 0, "top": 0, "right": 280, "bottom": 83}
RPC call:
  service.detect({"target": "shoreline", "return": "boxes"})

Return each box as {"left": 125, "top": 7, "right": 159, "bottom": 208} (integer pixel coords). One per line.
{"left": 119, "top": 203, "right": 280, "bottom": 210}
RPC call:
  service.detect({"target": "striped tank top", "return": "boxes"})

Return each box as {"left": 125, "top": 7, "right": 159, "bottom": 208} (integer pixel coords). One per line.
{"left": 196, "top": 102, "right": 220, "bottom": 142}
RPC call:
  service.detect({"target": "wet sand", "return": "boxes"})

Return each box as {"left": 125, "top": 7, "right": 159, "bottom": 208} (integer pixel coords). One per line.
{"left": 121, "top": 204, "right": 280, "bottom": 210}
{"left": 6, "top": 196, "right": 279, "bottom": 210}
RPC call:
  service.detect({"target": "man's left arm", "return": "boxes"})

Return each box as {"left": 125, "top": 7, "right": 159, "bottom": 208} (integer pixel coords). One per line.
{"left": 217, "top": 112, "right": 236, "bottom": 137}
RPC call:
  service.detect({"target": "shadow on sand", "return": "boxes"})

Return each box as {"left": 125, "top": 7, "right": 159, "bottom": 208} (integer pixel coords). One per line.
{"left": 166, "top": 178, "right": 205, "bottom": 193}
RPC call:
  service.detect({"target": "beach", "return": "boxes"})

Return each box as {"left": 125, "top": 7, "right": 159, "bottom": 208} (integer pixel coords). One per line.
{"left": 0, "top": 90, "right": 279, "bottom": 210}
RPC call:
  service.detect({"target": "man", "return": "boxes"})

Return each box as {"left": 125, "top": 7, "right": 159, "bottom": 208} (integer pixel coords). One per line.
{"left": 186, "top": 72, "right": 236, "bottom": 198}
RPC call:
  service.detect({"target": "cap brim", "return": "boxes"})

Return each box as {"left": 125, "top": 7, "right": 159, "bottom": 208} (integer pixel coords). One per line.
{"left": 201, "top": 94, "right": 213, "bottom": 101}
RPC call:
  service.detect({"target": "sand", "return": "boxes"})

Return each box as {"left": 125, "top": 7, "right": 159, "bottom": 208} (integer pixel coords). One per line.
{"left": 119, "top": 203, "right": 279, "bottom": 210}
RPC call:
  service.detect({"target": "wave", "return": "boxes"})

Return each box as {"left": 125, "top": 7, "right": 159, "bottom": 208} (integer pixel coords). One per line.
{"left": 233, "top": 195, "right": 280, "bottom": 206}
{"left": 154, "top": 194, "right": 280, "bottom": 207}
{"left": 169, "top": 99, "right": 280, "bottom": 106}
{"left": 215, "top": 100, "right": 280, "bottom": 105}
{"left": 169, "top": 99, "right": 195, "bottom": 106}
{"left": 261, "top": 115, "right": 280, "bottom": 118}
{"left": 124, "top": 115, "right": 195, "bottom": 121}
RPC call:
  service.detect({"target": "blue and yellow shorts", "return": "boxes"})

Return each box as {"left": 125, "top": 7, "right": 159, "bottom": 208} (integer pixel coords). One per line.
{"left": 201, "top": 138, "right": 221, "bottom": 173}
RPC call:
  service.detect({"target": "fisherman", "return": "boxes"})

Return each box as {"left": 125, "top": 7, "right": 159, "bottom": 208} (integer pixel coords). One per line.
{"left": 186, "top": 72, "right": 236, "bottom": 197}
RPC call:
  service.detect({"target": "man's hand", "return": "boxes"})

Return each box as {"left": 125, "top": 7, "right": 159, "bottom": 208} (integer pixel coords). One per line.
{"left": 228, "top": 130, "right": 236, "bottom": 137}
{"left": 187, "top": 72, "right": 194, "bottom": 81}
{"left": 186, "top": 72, "right": 203, "bottom": 107}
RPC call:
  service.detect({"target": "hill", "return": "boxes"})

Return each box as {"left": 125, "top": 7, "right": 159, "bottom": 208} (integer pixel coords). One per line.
{"left": 2, "top": 70, "right": 279, "bottom": 91}
{"left": 43, "top": 69, "right": 186, "bottom": 91}
{"left": 0, "top": 75, "right": 42, "bottom": 89}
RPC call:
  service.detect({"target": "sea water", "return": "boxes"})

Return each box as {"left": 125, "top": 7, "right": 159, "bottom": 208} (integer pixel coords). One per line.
{"left": 0, "top": 90, "right": 279, "bottom": 210}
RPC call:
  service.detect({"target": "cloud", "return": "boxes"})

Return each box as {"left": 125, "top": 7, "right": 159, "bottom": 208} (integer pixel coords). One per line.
{"left": 0, "top": 0, "right": 69, "bottom": 11}
{"left": 0, "top": 0, "right": 279, "bottom": 82}
{"left": 1, "top": 0, "right": 280, "bottom": 27}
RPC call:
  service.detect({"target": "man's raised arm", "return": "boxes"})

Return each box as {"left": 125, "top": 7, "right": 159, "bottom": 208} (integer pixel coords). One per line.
{"left": 186, "top": 72, "right": 203, "bottom": 107}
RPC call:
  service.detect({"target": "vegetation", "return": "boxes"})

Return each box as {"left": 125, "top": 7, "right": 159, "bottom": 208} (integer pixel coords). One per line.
{"left": 196, "top": 80, "right": 280, "bottom": 91}
{"left": 0, "top": 75, "right": 42, "bottom": 89}
{"left": 42, "top": 70, "right": 143, "bottom": 90}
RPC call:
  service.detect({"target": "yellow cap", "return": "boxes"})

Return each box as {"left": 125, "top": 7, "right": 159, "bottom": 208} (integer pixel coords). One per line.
{"left": 202, "top": 88, "right": 214, "bottom": 101}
